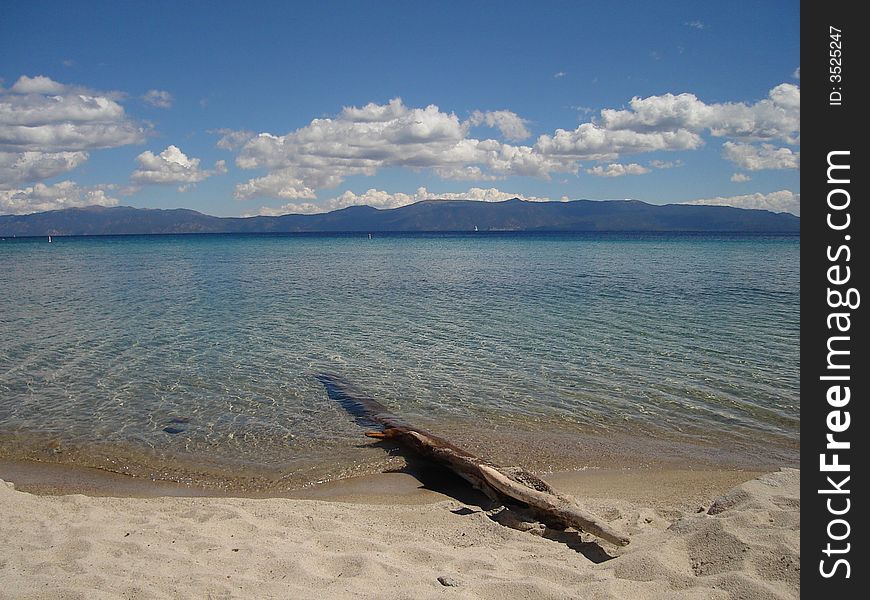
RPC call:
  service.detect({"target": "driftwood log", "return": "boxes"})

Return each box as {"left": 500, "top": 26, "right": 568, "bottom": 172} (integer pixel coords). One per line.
{"left": 317, "top": 373, "right": 630, "bottom": 547}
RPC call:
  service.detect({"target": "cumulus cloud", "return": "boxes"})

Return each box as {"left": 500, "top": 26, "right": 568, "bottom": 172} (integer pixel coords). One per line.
{"left": 230, "top": 98, "right": 574, "bottom": 200}
{"left": 142, "top": 89, "right": 173, "bottom": 109}
{"left": 252, "top": 202, "right": 319, "bottom": 216}
{"left": 730, "top": 173, "right": 751, "bottom": 182}
{"left": 793, "top": 67, "right": 800, "bottom": 80}
{"left": 554, "top": 71, "right": 566, "bottom": 79}
{"left": 0, "top": 151, "right": 89, "bottom": 187}
{"left": 0, "top": 75, "right": 145, "bottom": 193}
{"left": 537, "top": 83, "right": 799, "bottom": 167}
{"left": 0, "top": 180, "right": 127, "bottom": 215}
{"left": 432, "top": 165, "right": 499, "bottom": 181}
{"left": 10, "top": 75, "right": 68, "bottom": 95}
{"left": 586, "top": 162, "right": 650, "bottom": 177}
{"left": 599, "top": 83, "right": 800, "bottom": 144}
{"left": 683, "top": 189, "right": 800, "bottom": 216}
{"left": 722, "top": 142, "right": 799, "bottom": 170}
{"left": 252, "top": 186, "right": 553, "bottom": 215}
{"left": 340, "top": 97, "right": 408, "bottom": 122}
{"left": 223, "top": 84, "right": 799, "bottom": 201}
{"left": 469, "top": 110, "right": 531, "bottom": 141}
{"left": 131, "top": 145, "right": 226, "bottom": 190}
{"left": 0, "top": 91, "right": 144, "bottom": 151}
{"left": 234, "top": 170, "right": 317, "bottom": 200}
{"left": 534, "top": 124, "right": 702, "bottom": 160}
{"left": 213, "top": 128, "right": 257, "bottom": 150}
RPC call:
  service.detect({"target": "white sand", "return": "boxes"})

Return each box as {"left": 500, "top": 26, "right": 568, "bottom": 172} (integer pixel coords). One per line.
{"left": 0, "top": 468, "right": 799, "bottom": 599}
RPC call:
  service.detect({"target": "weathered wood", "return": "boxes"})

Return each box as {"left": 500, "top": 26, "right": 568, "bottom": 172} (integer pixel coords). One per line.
{"left": 317, "top": 373, "right": 630, "bottom": 546}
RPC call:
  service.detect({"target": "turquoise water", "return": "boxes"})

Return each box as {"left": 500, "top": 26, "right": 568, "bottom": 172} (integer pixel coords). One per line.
{"left": 0, "top": 233, "right": 799, "bottom": 489}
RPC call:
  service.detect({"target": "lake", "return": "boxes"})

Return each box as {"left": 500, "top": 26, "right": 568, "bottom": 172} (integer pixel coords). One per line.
{"left": 0, "top": 232, "right": 800, "bottom": 490}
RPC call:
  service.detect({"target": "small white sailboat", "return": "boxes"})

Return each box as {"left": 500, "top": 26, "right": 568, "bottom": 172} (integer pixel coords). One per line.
{"left": 48, "top": 235, "right": 52, "bottom": 243}
{"left": 474, "top": 225, "right": 479, "bottom": 232}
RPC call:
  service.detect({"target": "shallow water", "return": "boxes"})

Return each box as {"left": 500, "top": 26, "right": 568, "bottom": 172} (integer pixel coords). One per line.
{"left": 0, "top": 232, "right": 799, "bottom": 489}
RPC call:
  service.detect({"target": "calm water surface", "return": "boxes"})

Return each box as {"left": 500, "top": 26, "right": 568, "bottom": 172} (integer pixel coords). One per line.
{"left": 0, "top": 232, "right": 799, "bottom": 489}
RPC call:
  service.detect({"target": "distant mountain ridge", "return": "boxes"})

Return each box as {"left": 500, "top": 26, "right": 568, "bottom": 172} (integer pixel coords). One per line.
{"left": 0, "top": 199, "right": 799, "bottom": 236}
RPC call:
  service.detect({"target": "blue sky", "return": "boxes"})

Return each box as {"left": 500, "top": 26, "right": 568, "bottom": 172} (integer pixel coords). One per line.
{"left": 1, "top": 1, "right": 800, "bottom": 216}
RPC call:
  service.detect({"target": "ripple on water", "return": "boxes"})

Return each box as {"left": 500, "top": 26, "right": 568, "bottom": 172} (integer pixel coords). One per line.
{"left": 0, "top": 232, "right": 800, "bottom": 487}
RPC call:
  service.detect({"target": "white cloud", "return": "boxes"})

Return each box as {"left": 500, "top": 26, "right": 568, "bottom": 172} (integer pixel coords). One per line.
{"left": 683, "top": 190, "right": 800, "bottom": 216}
{"left": 142, "top": 89, "right": 173, "bottom": 109}
{"left": 0, "top": 75, "right": 145, "bottom": 156}
{"left": 722, "top": 142, "right": 799, "bottom": 170}
{"left": 469, "top": 109, "right": 531, "bottom": 141}
{"left": 436, "top": 187, "right": 551, "bottom": 203}
{"left": 535, "top": 124, "right": 702, "bottom": 160}
{"left": 0, "top": 180, "right": 124, "bottom": 215}
{"left": 252, "top": 186, "right": 553, "bottom": 215}
{"left": 231, "top": 98, "right": 574, "bottom": 200}
{"left": 0, "top": 151, "right": 89, "bottom": 187}
{"left": 599, "top": 83, "right": 800, "bottom": 144}
{"left": 649, "top": 159, "right": 683, "bottom": 169}
{"left": 0, "top": 77, "right": 146, "bottom": 194}
{"left": 340, "top": 97, "right": 408, "bottom": 122}
{"left": 433, "top": 165, "right": 499, "bottom": 181}
{"left": 554, "top": 71, "right": 566, "bottom": 79}
{"left": 234, "top": 170, "right": 317, "bottom": 200}
{"left": 685, "top": 20, "right": 705, "bottom": 29}
{"left": 253, "top": 202, "right": 320, "bottom": 216}
{"left": 213, "top": 128, "right": 257, "bottom": 150}
{"left": 571, "top": 105, "right": 593, "bottom": 115}
{"left": 131, "top": 145, "right": 226, "bottom": 190}
{"left": 10, "top": 75, "right": 68, "bottom": 94}
{"left": 586, "top": 162, "right": 650, "bottom": 177}
{"left": 224, "top": 85, "right": 799, "bottom": 201}
{"left": 730, "top": 173, "right": 751, "bottom": 182}
{"left": 793, "top": 67, "right": 800, "bottom": 80}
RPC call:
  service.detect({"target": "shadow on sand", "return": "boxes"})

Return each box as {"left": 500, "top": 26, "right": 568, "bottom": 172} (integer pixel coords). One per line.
{"left": 364, "top": 437, "right": 616, "bottom": 564}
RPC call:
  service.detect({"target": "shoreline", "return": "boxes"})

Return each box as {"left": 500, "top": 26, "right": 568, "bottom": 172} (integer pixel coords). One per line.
{"left": 0, "top": 421, "right": 797, "bottom": 499}
{"left": 0, "top": 450, "right": 776, "bottom": 503}
{"left": 0, "top": 455, "right": 764, "bottom": 511}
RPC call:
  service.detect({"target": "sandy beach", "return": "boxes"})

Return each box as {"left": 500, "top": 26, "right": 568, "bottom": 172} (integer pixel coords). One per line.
{"left": 0, "top": 465, "right": 799, "bottom": 599}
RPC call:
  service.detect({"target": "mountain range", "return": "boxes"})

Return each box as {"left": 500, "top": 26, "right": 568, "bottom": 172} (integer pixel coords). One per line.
{"left": 0, "top": 199, "right": 799, "bottom": 236}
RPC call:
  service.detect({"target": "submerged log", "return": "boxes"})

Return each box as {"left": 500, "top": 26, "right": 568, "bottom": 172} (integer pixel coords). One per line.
{"left": 317, "top": 373, "right": 630, "bottom": 546}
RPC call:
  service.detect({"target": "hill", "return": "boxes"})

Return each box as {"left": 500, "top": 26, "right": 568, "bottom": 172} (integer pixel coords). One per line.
{"left": 0, "top": 199, "right": 799, "bottom": 236}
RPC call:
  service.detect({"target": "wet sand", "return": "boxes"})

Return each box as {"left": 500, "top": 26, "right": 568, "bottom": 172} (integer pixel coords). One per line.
{"left": 1, "top": 456, "right": 760, "bottom": 509}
